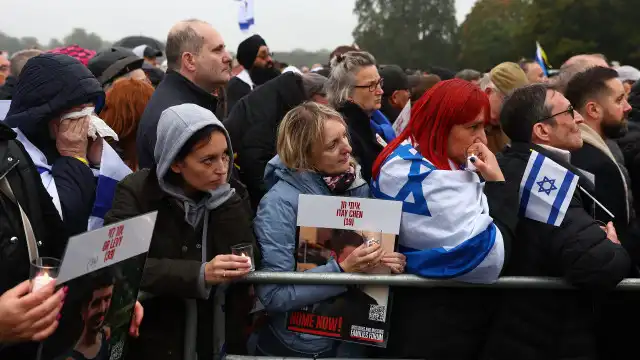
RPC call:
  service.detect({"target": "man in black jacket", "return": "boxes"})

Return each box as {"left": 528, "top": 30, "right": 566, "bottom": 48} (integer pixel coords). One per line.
{"left": 137, "top": 19, "right": 232, "bottom": 169}
{"left": 565, "top": 67, "right": 634, "bottom": 235}
{"left": 483, "top": 83, "right": 630, "bottom": 360}
{"left": 0, "top": 121, "right": 67, "bottom": 359}
{"left": 225, "top": 34, "right": 281, "bottom": 113}
{"left": 224, "top": 72, "right": 325, "bottom": 210}
{"left": 4, "top": 53, "right": 105, "bottom": 236}
{"left": 565, "top": 65, "right": 640, "bottom": 360}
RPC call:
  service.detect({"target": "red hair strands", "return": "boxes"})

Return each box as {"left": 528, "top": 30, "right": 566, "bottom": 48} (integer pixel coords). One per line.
{"left": 373, "top": 79, "right": 490, "bottom": 176}
{"left": 99, "top": 78, "right": 155, "bottom": 171}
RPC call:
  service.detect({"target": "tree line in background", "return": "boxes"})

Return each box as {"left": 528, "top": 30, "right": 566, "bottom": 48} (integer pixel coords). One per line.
{"left": 3, "top": 0, "right": 637, "bottom": 72}
{"left": 0, "top": 27, "right": 332, "bottom": 69}
{"left": 355, "top": 0, "right": 640, "bottom": 72}
{"left": 0, "top": 28, "right": 109, "bottom": 54}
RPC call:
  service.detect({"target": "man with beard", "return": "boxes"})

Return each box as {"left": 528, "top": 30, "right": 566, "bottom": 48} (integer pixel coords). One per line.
{"left": 566, "top": 66, "right": 633, "bottom": 234}
{"left": 63, "top": 273, "right": 115, "bottom": 360}
{"left": 565, "top": 66, "right": 640, "bottom": 360}
{"left": 226, "top": 34, "right": 281, "bottom": 112}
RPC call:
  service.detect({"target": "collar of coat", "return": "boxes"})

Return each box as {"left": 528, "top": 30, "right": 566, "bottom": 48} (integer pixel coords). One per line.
{"left": 340, "top": 101, "right": 375, "bottom": 138}
{"left": 164, "top": 70, "right": 219, "bottom": 109}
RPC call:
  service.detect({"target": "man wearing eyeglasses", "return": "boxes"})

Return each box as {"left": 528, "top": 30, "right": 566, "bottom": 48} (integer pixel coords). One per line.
{"left": 226, "top": 34, "right": 281, "bottom": 113}
{"left": 483, "top": 83, "right": 630, "bottom": 360}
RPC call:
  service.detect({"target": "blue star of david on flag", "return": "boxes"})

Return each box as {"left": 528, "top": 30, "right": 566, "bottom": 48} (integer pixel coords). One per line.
{"left": 536, "top": 176, "right": 558, "bottom": 195}
{"left": 519, "top": 150, "right": 579, "bottom": 226}
{"left": 371, "top": 143, "right": 434, "bottom": 216}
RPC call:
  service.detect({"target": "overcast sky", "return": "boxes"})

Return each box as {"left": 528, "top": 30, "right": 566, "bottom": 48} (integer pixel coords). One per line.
{"left": 2, "top": 0, "right": 477, "bottom": 52}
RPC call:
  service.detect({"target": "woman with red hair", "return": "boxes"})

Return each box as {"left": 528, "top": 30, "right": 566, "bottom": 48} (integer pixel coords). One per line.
{"left": 371, "top": 79, "right": 518, "bottom": 359}
{"left": 100, "top": 78, "right": 155, "bottom": 170}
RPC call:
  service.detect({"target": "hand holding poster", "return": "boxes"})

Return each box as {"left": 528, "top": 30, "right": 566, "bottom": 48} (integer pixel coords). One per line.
{"left": 287, "top": 195, "right": 402, "bottom": 347}
{"left": 38, "top": 212, "right": 157, "bottom": 360}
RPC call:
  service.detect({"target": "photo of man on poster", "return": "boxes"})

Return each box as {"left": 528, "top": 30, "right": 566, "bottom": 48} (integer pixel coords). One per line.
{"left": 59, "top": 272, "right": 114, "bottom": 360}
{"left": 312, "top": 230, "right": 380, "bottom": 319}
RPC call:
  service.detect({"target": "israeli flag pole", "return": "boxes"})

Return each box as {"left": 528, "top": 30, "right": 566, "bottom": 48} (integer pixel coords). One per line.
{"left": 578, "top": 185, "right": 615, "bottom": 219}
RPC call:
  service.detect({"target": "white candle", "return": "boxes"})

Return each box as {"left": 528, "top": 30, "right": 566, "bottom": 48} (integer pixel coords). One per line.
{"left": 241, "top": 252, "right": 252, "bottom": 267}
{"left": 32, "top": 271, "right": 55, "bottom": 292}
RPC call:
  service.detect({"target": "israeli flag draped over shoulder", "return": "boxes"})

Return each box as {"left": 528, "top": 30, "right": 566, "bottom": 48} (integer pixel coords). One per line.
{"left": 519, "top": 150, "right": 578, "bottom": 226}
{"left": 371, "top": 141, "right": 505, "bottom": 283}
{"left": 13, "top": 128, "right": 131, "bottom": 231}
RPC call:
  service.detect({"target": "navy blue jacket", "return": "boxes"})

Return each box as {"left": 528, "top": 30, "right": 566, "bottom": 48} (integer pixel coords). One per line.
{"left": 136, "top": 71, "right": 220, "bottom": 169}
{"left": 4, "top": 53, "right": 104, "bottom": 236}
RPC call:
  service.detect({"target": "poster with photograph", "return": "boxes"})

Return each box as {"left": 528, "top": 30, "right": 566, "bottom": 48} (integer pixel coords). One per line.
{"left": 38, "top": 212, "right": 157, "bottom": 360}
{"left": 286, "top": 195, "right": 402, "bottom": 348}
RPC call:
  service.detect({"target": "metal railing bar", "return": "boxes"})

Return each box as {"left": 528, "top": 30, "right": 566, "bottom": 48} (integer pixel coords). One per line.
{"left": 239, "top": 272, "right": 640, "bottom": 291}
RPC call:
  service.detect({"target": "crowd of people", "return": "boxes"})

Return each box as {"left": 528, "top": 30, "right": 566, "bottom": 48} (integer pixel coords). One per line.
{"left": 1, "top": 17, "right": 640, "bottom": 360}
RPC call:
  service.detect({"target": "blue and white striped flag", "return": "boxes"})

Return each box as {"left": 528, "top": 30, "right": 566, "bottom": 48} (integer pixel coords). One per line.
{"left": 535, "top": 41, "right": 550, "bottom": 76}
{"left": 14, "top": 128, "right": 131, "bottom": 231}
{"left": 237, "top": 0, "right": 255, "bottom": 32}
{"left": 519, "top": 150, "right": 578, "bottom": 226}
{"left": 371, "top": 141, "right": 504, "bottom": 284}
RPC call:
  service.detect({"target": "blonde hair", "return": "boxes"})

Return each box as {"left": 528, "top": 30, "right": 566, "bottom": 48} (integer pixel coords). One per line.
{"left": 277, "top": 102, "right": 346, "bottom": 170}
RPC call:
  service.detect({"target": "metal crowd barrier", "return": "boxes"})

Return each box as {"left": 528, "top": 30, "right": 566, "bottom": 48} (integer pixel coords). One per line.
{"left": 225, "top": 357, "right": 403, "bottom": 360}
{"left": 239, "top": 271, "right": 640, "bottom": 291}
{"left": 202, "top": 272, "right": 640, "bottom": 360}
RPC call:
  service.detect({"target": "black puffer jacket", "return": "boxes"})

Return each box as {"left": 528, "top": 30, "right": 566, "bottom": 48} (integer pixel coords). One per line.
{"left": 483, "top": 143, "right": 631, "bottom": 360}
{"left": 0, "top": 122, "right": 68, "bottom": 359}
{"left": 4, "top": 53, "right": 105, "bottom": 236}
{"left": 0, "top": 75, "right": 17, "bottom": 100}
{"left": 339, "top": 102, "right": 383, "bottom": 183}
{"left": 223, "top": 73, "right": 306, "bottom": 211}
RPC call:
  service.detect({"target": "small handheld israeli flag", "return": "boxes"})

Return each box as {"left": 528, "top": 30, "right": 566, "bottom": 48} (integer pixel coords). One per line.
{"left": 237, "top": 0, "right": 255, "bottom": 32}
{"left": 519, "top": 150, "right": 578, "bottom": 226}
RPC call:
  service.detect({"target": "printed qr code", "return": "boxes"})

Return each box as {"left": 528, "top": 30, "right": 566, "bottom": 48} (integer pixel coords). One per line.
{"left": 109, "top": 339, "right": 125, "bottom": 360}
{"left": 368, "top": 304, "right": 387, "bottom": 322}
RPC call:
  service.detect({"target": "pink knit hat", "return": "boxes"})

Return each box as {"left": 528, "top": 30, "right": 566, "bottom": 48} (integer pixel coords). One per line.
{"left": 47, "top": 44, "right": 96, "bottom": 66}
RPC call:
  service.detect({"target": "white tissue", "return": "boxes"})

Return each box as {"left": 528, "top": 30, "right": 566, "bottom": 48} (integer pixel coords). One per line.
{"left": 60, "top": 107, "right": 119, "bottom": 141}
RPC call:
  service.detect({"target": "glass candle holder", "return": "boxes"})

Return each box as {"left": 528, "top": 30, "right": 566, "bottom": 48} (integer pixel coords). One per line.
{"left": 231, "top": 243, "right": 255, "bottom": 272}
{"left": 30, "top": 257, "right": 60, "bottom": 293}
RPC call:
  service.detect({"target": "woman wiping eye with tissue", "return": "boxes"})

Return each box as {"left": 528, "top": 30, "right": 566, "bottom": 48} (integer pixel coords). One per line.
{"left": 60, "top": 106, "right": 119, "bottom": 141}
{"left": 53, "top": 105, "right": 120, "bottom": 167}
{"left": 4, "top": 53, "right": 132, "bottom": 236}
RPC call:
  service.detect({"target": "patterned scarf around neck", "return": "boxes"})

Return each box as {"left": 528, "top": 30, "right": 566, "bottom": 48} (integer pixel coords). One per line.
{"left": 322, "top": 165, "right": 356, "bottom": 193}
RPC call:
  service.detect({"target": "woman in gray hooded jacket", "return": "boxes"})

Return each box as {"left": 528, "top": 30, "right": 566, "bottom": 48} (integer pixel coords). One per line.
{"left": 105, "top": 103, "right": 259, "bottom": 360}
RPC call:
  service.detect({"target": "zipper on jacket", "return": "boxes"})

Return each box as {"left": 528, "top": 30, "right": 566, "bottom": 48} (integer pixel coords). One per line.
{"left": 0, "top": 158, "right": 20, "bottom": 181}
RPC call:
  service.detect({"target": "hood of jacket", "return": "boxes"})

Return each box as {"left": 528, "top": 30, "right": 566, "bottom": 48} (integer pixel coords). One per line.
{"left": 0, "top": 76, "right": 18, "bottom": 100}
{"left": 155, "top": 103, "right": 235, "bottom": 226}
{"left": 4, "top": 54, "right": 104, "bottom": 140}
{"left": 263, "top": 155, "right": 367, "bottom": 195}
{"left": 224, "top": 72, "right": 306, "bottom": 148}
